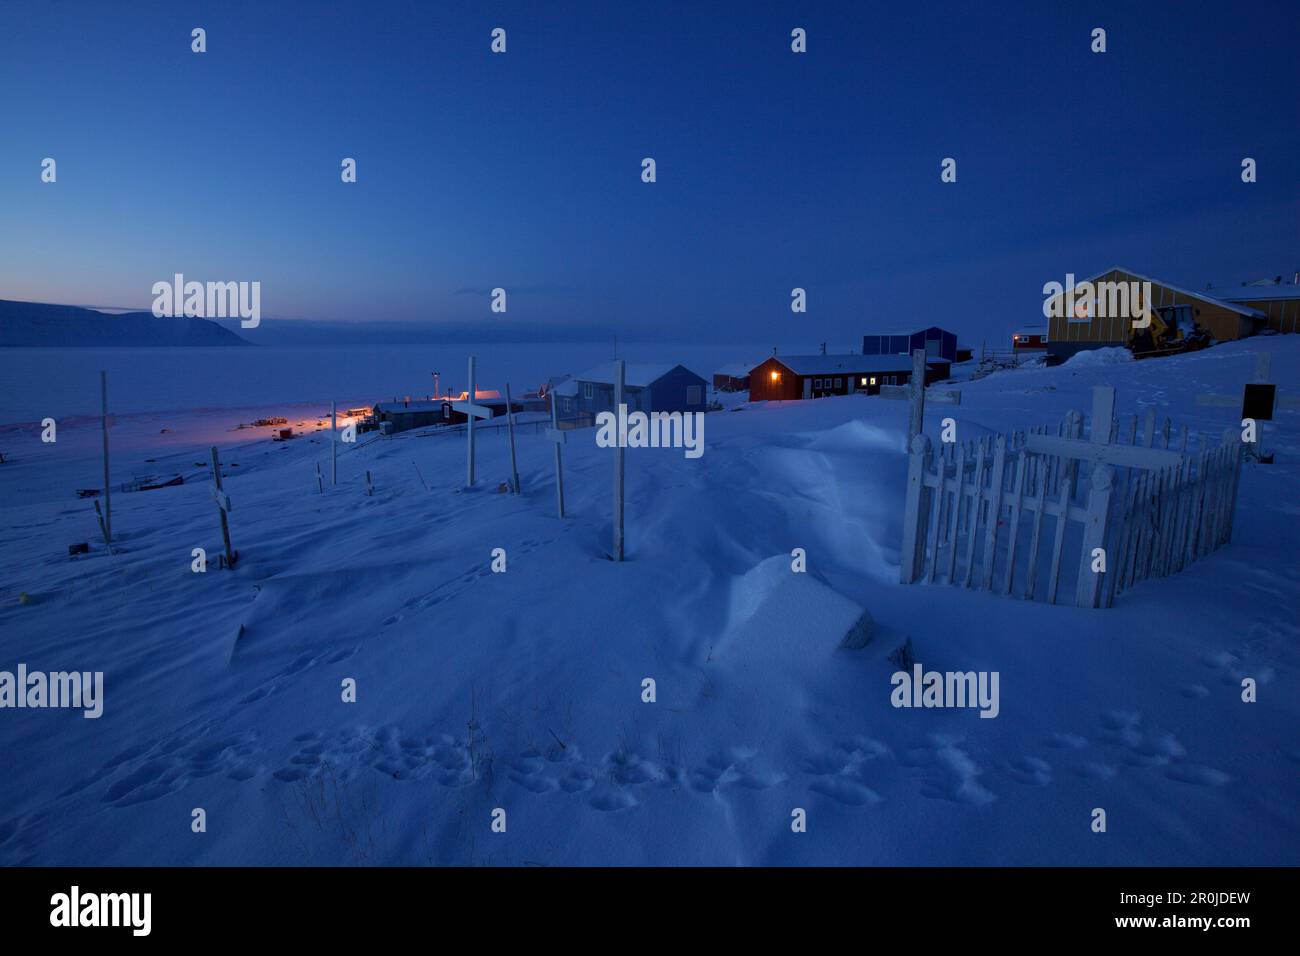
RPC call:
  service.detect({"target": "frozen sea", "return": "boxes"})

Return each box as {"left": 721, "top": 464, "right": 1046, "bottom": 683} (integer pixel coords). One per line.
{"left": 0, "top": 343, "right": 777, "bottom": 424}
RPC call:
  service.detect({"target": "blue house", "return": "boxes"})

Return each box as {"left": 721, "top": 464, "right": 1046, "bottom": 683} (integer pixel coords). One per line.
{"left": 862, "top": 326, "right": 958, "bottom": 364}
{"left": 551, "top": 362, "right": 708, "bottom": 424}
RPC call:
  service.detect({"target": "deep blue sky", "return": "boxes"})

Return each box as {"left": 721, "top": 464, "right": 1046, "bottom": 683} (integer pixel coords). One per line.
{"left": 1, "top": 0, "right": 1296, "bottom": 345}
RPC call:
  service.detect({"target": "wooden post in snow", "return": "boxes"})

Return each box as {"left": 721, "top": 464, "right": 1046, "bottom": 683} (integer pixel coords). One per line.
{"left": 466, "top": 356, "right": 477, "bottom": 487}
{"left": 908, "top": 349, "right": 926, "bottom": 445}
{"left": 100, "top": 371, "right": 112, "bottom": 543}
{"left": 93, "top": 499, "right": 113, "bottom": 554}
{"left": 315, "top": 462, "right": 324, "bottom": 493}
{"left": 210, "top": 446, "right": 235, "bottom": 569}
{"left": 612, "top": 359, "right": 625, "bottom": 561}
{"left": 330, "top": 401, "right": 337, "bottom": 485}
{"left": 451, "top": 357, "right": 493, "bottom": 487}
{"left": 505, "top": 383, "right": 520, "bottom": 494}
{"left": 546, "top": 393, "right": 566, "bottom": 518}
{"left": 365, "top": 470, "right": 373, "bottom": 496}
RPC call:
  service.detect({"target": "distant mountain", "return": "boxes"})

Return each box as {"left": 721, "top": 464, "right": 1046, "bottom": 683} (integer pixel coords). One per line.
{"left": 0, "top": 299, "right": 253, "bottom": 347}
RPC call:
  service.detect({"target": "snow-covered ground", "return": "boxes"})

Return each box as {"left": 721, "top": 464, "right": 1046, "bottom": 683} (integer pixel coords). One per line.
{"left": 0, "top": 338, "right": 1296, "bottom": 865}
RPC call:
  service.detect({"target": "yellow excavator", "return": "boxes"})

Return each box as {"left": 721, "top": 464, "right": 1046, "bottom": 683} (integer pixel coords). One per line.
{"left": 1128, "top": 305, "right": 1211, "bottom": 359}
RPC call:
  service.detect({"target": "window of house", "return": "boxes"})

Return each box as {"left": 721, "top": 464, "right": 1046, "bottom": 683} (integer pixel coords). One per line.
{"left": 564, "top": 398, "right": 573, "bottom": 414}
{"left": 860, "top": 377, "right": 868, "bottom": 386}
{"left": 869, "top": 376, "right": 877, "bottom": 386}
{"left": 834, "top": 378, "right": 842, "bottom": 388}
{"left": 583, "top": 382, "right": 593, "bottom": 400}
{"left": 686, "top": 385, "right": 701, "bottom": 405}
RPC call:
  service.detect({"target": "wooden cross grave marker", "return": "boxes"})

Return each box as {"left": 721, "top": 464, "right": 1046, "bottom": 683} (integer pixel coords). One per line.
{"left": 879, "top": 349, "right": 962, "bottom": 443}
{"left": 1195, "top": 352, "right": 1298, "bottom": 460}
{"left": 451, "top": 355, "right": 495, "bottom": 487}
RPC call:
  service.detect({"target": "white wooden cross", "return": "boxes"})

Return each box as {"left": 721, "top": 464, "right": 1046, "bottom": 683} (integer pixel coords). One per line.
{"left": 546, "top": 392, "right": 566, "bottom": 518}
{"left": 879, "top": 349, "right": 961, "bottom": 443}
{"left": 1026, "top": 386, "right": 1184, "bottom": 470}
{"left": 452, "top": 355, "right": 494, "bottom": 487}
{"left": 1195, "top": 352, "right": 1297, "bottom": 459}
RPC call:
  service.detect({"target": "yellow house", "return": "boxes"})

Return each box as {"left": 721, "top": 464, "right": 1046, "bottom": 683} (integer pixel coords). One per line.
{"left": 1213, "top": 279, "right": 1300, "bottom": 334}
{"left": 1044, "top": 266, "right": 1266, "bottom": 363}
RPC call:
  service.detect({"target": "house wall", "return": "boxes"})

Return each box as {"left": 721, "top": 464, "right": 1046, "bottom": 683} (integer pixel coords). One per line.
{"left": 562, "top": 365, "right": 708, "bottom": 417}
{"left": 748, "top": 358, "right": 800, "bottom": 401}
{"left": 646, "top": 365, "right": 710, "bottom": 413}
{"left": 713, "top": 373, "right": 750, "bottom": 391}
{"left": 862, "top": 327, "right": 957, "bottom": 362}
{"left": 1223, "top": 295, "right": 1300, "bottom": 333}
{"left": 747, "top": 358, "right": 923, "bottom": 400}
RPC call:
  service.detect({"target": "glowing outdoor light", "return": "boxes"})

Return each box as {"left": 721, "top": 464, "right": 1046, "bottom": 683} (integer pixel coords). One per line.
{"left": 770, "top": 370, "right": 780, "bottom": 381}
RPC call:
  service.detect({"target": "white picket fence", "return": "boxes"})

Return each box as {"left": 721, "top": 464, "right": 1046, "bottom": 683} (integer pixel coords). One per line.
{"left": 900, "top": 386, "right": 1245, "bottom": 608}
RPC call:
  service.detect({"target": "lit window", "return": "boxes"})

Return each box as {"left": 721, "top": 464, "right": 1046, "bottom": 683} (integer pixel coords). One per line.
{"left": 860, "top": 377, "right": 868, "bottom": 385}
{"left": 769, "top": 370, "right": 780, "bottom": 381}
{"left": 870, "top": 376, "right": 878, "bottom": 385}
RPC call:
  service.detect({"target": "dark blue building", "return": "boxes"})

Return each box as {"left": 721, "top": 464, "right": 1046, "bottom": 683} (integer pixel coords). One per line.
{"left": 551, "top": 362, "right": 709, "bottom": 423}
{"left": 862, "top": 326, "right": 958, "bottom": 364}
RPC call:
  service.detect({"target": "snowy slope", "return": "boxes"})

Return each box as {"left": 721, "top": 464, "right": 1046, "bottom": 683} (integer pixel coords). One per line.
{"left": 0, "top": 338, "right": 1297, "bottom": 866}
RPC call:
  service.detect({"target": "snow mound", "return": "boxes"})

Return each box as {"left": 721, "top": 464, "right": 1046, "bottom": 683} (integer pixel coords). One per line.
{"left": 804, "top": 417, "right": 900, "bottom": 453}
{"left": 1064, "top": 346, "right": 1133, "bottom": 367}
{"left": 715, "top": 555, "right": 874, "bottom": 661}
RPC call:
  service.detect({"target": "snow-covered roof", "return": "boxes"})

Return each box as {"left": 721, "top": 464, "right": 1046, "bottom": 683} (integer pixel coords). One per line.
{"left": 1211, "top": 284, "right": 1300, "bottom": 303}
{"left": 1065, "top": 267, "right": 1267, "bottom": 319}
{"left": 560, "top": 362, "right": 693, "bottom": 390}
{"left": 766, "top": 354, "right": 920, "bottom": 375}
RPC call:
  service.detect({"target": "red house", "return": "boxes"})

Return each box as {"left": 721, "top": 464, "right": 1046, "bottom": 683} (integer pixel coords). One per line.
{"left": 748, "top": 354, "right": 948, "bottom": 401}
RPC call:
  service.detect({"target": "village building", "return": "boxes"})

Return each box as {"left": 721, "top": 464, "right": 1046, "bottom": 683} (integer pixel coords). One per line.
{"left": 712, "top": 363, "right": 753, "bottom": 392}
{"left": 1045, "top": 266, "right": 1267, "bottom": 363}
{"left": 551, "top": 362, "right": 708, "bottom": 425}
{"left": 1012, "top": 326, "right": 1048, "bottom": 351}
{"left": 862, "top": 325, "right": 959, "bottom": 364}
{"left": 747, "top": 353, "right": 949, "bottom": 401}
{"left": 371, "top": 391, "right": 519, "bottom": 434}
{"left": 1209, "top": 276, "right": 1300, "bottom": 333}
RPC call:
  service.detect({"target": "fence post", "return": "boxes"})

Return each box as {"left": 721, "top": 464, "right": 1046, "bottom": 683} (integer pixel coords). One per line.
{"left": 900, "top": 434, "right": 932, "bottom": 584}
{"left": 979, "top": 434, "right": 1007, "bottom": 590}
{"left": 1075, "top": 464, "right": 1114, "bottom": 608}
